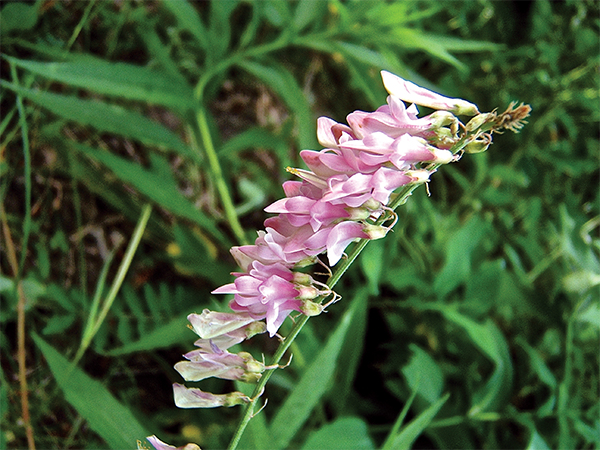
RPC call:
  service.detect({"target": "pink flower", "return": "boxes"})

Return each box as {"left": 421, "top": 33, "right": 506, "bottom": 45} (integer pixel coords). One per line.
{"left": 146, "top": 435, "right": 200, "bottom": 450}
{"left": 212, "top": 261, "right": 304, "bottom": 336}
{"left": 173, "top": 383, "right": 250, "bottom": 408}
{"left": 174, "top": 345, "right": 267, "bottom": 383}
{"left": 381, "top": 70, "right": 479, "bottom": 116}
{"left": 346, "top": 95, "right": 434, "bottom": 139}
{"left": 303, "top": 221, "right": 370, "bottom": 266}
{"left": 317, "top": 116, "right": 357, "bottom": 148}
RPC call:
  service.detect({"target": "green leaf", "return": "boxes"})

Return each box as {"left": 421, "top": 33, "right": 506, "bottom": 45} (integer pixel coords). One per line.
{"left": 237, "top": 60, "right": 317, "bottom": 151}
{"left": 0, "top": 0, "right": 41, "bottom": 35}
{"left": 336, "top": 41, "right": 390, "bottom": 70}
{"left": 433, "top": 215, "right": 487, "bottom": 297}
{"left": 301, "top": 417, "right": 375, "bottom": 450}
{"left": 526, "top": 430, "right": 551, "bottom": 450}
{"left": 402, "top": 344, "right": 444, "bottom": 404}
{"left": 33, "top": 334, "right": 149, "bottom": 449}
{"left": 6, "top": 56, "right": 194, "bottom": 113}
{"left": 261, "top": 0, "right": 291, "bottom": 27}
{"left": 69, "top": 142, "right": 228, "bottom": 246}
{"left": 359, "top": 239, "right": 385, "bottom": 295}
{"left": 162, "top": 0, "right": 209, "bottom": 49}
{"left": 385, "top": 393, "right": 450, "bottom": 450}
{"left": 292, "top": 0, "right": 325, "bottom": 32}
{"left": 330, "top": 288, "right": 369, "bottom": 413}
{"left": 1, "top": 81, "right": 194, "bottom": 159}
{"left": 442, "top": 310, "right": 513, "bottom": 414}
{"left": 105, "top": 314, "right": 194, "bottom": 356}
{"left": 270, "top": 301, "right": 357, "bottom": 449}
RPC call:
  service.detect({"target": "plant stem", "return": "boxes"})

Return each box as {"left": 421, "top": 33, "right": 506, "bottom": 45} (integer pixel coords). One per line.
{"left": 73, "top": 204, "right": 152, "bottom": 365}
{"left": 195, "top": 106, "right": 248, "bottom": 245}
{"left": 9, "top": 61, "right": 36, "bottom": 450}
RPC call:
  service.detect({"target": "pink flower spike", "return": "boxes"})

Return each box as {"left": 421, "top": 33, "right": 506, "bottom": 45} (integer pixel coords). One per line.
{"left": 381, "top": 70, "right": 479, "bottom": 116}
{"left": 173, "top": 383, "right": 250, "bottom": 408}
{"left": 146, "top": 435, "right": 200, "bottom": 450}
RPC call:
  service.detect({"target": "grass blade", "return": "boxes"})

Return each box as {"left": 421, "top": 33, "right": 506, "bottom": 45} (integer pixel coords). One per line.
{"left": 6, "top": 56, "right": 194, "bottom": 113}
{"left": 269, "top": 300, "right": 357, "bottom": 449}
{"left": 33, "top": 334, "right": 149, "bottom": 449}
{"left": 70, "top": 142, "right": 228, "bottom": 246}
{"left": 384, "top": 393, "right": 450, "bottom": 450}
{"left": 1, "top": 81, "right": 194, "bottom": 159}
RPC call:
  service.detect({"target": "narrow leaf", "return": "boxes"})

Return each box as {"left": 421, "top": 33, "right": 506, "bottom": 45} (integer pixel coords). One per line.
{"left": 70, "top": 142, "right": 228, "bottom": 245}
{"left": 386, "top": 393, "right": 450, "bottom": 450}
{"left": 237, "top": 60, "right": 317, "bottom": 151}
{"left": 6, "top": 56, "right": 194, "bottom": 112}
{"left": 105, "top": 314, "right": 194, "bottom": 356}
{"left": 1, "top": 81, "right": 194, "bottom": 159}
{"left": 162, "top": 0, "right": 208, "bottom": 49}
{"left": 270, "top": 302, "right": 357, "bottom": 449}
{"left": 33, "top": 334, "right": 148, "bottom": 449}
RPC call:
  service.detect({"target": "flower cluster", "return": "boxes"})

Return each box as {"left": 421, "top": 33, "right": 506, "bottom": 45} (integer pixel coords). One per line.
{"left": 159, "top": 71, "right": 481, "bottom": 423}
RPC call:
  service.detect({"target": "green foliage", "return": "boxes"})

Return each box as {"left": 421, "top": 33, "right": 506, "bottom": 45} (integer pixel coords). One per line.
{"left": 1, "top": 0, "right": 598, "bottom": 449}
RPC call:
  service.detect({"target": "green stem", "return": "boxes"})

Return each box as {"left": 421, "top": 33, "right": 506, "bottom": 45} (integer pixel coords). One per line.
{"left": 192, "top": 35, "right": 294, "bottom": 246}
{"left": 10, "top": 62, "right": 31, "bottom": 280}
{"left": 557, "top": 296, "right": 583, "bottom": 449}
{"left": 73, "top": 204, "right": 152, "bottom": 365}
{"left": 196, "top": 106, "right": 248, "bottom": 245}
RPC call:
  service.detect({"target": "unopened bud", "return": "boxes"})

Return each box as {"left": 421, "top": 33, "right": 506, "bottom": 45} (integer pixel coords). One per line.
{"left": 464, "top": 139, "right": 491, "bottom": 154}
{"left": 429, "top": 111, "right": 458, "bottom": 134}
{"left": 346, "top": 206, "right": 371, "bottom": 221}
{"left": 405, "top": 169, "right": 432, "bottom": 184}
{"left": 173, "top": 383, "right": 250, "bottom": 408}
{"left": 430, "top": 148, "right": 454, "bottom": 164}
{"left": 362, "top": 224, "right": 389, "bottom": 240}
{"left": 293, "top": 272, "right": 314, "bottom": 285}
{"left": 465, "top": 113, "right": 495, "bottom": 132}
{"left": 296, "top": 285, "right": 319, "bottom": 300}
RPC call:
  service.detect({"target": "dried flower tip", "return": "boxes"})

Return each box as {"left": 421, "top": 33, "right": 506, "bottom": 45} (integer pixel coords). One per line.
{"left": 494, "top": 102, "right": 532, "bottom": 133}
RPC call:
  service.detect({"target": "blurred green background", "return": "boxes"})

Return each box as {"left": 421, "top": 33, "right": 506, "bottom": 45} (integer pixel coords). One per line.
{"left": 1, "top": 0, "right": 598, "bottom": 449}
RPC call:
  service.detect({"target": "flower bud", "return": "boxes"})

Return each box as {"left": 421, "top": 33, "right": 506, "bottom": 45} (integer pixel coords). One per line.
{"left": 429, "top": 110, "right": 459, "bottom": 134}
{"left": 465, "top": 113, "right": 495, "bottom": 132}
{"left": 362, "top": 224, "right": 389, "bottom": 240}
{"left": 300, "top": 299, "right": 325, "bottom": 316}
{"left": 463, "top": 139, "right": 491, "bottom": 154}
{"left": 296, "top": 285, "right": 319, "bottom": 300}
{"left": 430, "top": 148, "right": 455, "bottom": 164}
{"left": 292, "top": 272, "right": 314, "bottom": 285}
{"left": 404, "top": 169, "right": 432, "bottom": 184}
